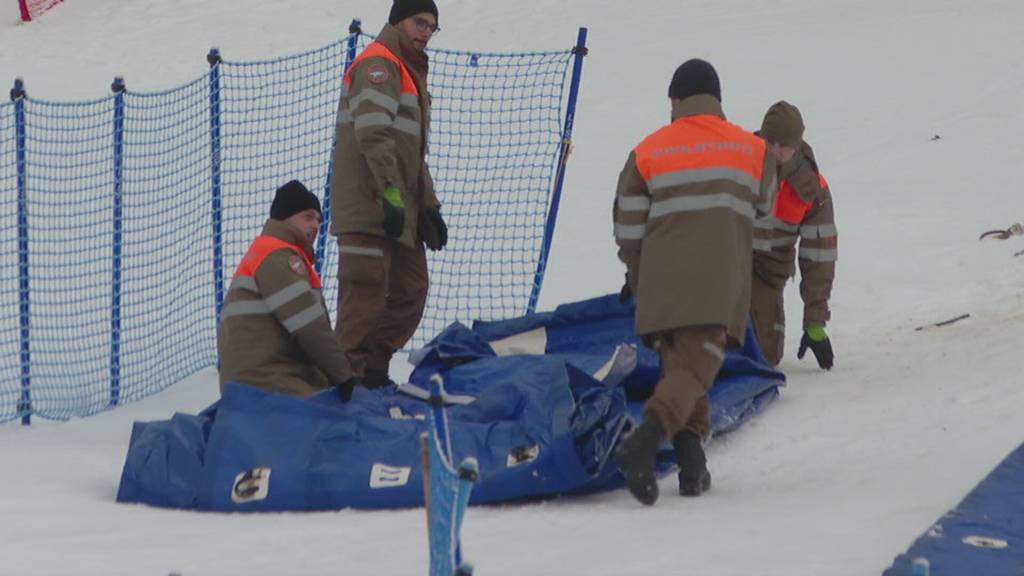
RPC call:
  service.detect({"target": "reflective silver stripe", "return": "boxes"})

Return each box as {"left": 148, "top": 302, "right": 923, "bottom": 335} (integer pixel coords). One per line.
{"left": 648, "top": 167, "right": 757, "bottom": 194}
{"left": 264, "top": 282, "right": 311, "bottom": 311}
{"left": 799, "top": 247, "right": 838, "bottom": 262}
{"left": 773, "top": 323, "right": 786, "bottom": 333}
{"left": 282, "top": 304, "right": 325, "bottom": 333}
{"left": 221, "top": 300, "right": 271, "bottom": 319}
{"left": 755, "top": 217, "right": 799, "bottom": 233}
{"left": 399, "top": 93, "right": 419, "bottom": 109}
{"left": 617, "top": 195, "right": 650, "bottom": 212}
{"left": 754, "top": 236, "right": 798, "bottom": 252}
{"left": 229, "top": 276, "right": 259, "bottom": 293}
{"left": 756, "top": 174, "right": 778, "bottom": 214}
{"left": 336, "top": 109, "right": 354, "bottom": 125}
{"left": 354, "top": 112, "right": 394, "bottom": 131}
{"left": 649, "top": 193, "right": 755, "bottom": 220}
{"left": 339, "top": 244, "right": 384, "bottom": 257}
{"left": 349, "top": 88, "right": 399, "bottom": 115}
{"left": 800, "top": 224, "right": 838, "bottom": 239}
{"left": 702, "top": 341, "right": 725, "bottom": 361}
{"left": 614, "top": 223, "right": 646, "bottom": 240}
{"left": 394, "top": 117, "right": 420, "bottom": 137}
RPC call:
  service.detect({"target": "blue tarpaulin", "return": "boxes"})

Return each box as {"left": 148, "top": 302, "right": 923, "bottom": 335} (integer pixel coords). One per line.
{"left": 117, "top": 294, "right": 784, "bottom": 511}
{"left": 883, "top": 440, "right": 1024, "bottom": 576}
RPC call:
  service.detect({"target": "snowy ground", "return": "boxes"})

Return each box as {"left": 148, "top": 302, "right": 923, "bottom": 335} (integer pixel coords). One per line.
{"left": 2, "top": 1, "right": 1024, "bottom": 575}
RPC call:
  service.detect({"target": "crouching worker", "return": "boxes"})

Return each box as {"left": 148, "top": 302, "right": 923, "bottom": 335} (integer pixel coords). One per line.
{"left": 217, "top": 180, "right": 361, "bottom": 400}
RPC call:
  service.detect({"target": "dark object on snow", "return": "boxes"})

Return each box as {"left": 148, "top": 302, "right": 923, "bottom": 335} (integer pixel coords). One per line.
{"left": 614, "top": 417, "right": 664, "bottom": 506}
{"left": 1015, "top": 249, "right": 1024, "bottom": 257}
{"left": 914, "top": 313, "right": 970, "bottom": 331}
{"left": 797, "top": 332, "right": 834, "bottom": 370}
{"left": 674, "top": 430, "right": 711, "bottom": 496}
{"left": 979, "top": 223, "right": 1023, "bottom": 240}
{"left": 930, "top": 134, "right": 942, "bottom": 141}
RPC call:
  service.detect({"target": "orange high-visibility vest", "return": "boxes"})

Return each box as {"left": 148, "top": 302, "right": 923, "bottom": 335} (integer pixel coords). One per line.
{"left": 773, "top": 172, "right": 829, "bottom": 225}
{"left": 633, "top": 115, "right": 766, "bottom": 187}
{"left": 343, "top": 42, "right": 419, "bottom": 97}
{"left": 233, "top": 236, "right": 321, "bottom": 289}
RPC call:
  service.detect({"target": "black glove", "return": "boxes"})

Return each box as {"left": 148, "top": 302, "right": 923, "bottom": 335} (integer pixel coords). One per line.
{"left": 797, "top": 331, "right": 834, "bottom": 370}
{"left": 618, "top": 272, "right": 632, "bottom": 303}
{"left": 382, "top": 186, "right": 405, "bottom": 239}
{"left": 335, "top": 376, "right": 363, "bottom": 402}
{"left": 419, "top": 205, "right": 448, "bottom": 251}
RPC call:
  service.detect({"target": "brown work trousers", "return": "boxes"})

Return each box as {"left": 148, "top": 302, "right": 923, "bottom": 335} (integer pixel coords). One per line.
{"left": 750, "top": 273, "right": 786, "bottom": 367}
{"left": 645, "top": 325, "right": 726, "bottom": 440}
{"left": 335, "top": 233, "right": 428, "bottom": 375}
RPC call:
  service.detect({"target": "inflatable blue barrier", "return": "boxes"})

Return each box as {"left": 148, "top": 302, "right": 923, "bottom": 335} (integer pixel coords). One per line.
{"left": 883, "top": 440, "right": 1024, "bottom": 576}
{"left": 117, "top": 294, "right": 785, "bottom": 511}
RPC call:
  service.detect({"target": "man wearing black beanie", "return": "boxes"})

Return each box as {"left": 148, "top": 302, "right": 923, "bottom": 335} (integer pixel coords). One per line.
{"left": 330, "top": 0, "right": 446, "bottom": 388}
{"left": 612, "top": 59, "right": 777, "bottom": 505}
{"left": 218, "top": 180, "right": 362, "bottom": 401}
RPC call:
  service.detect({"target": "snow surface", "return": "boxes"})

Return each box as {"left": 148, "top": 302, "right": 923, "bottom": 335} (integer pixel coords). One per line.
{"left": 2, "top": 1, "right": 1024, "bottom": 575}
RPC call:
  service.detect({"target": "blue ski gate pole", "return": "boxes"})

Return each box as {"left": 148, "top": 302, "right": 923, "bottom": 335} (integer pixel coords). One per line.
{"left": 425, "top": 374, "right": 477, "bottom": 576}
{"left": 528, "top": 27, "right": 588, "bottom": 313}
{"left": 110, "top": 76, "right": 126, "bottom": 407}
{"left": 11, "top": 79, "right": 31, "bottom": 425}
{"left": 208, "top": 48, "right": 225, "bottom": 323}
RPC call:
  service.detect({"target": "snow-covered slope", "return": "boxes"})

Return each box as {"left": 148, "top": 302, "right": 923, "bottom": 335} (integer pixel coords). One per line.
{"left": 2, "top": 1, "right": 1022, "bottom": 575}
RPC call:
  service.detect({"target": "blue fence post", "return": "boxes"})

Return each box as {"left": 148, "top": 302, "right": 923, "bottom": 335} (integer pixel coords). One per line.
{"left": 527, "top": 27, "right": 588, "bottom": 313}
{"left": 315, "top": 18, "right": 362, "bottom": 275}
{"left": 11, "top": 79, "right": 31, "bottom": 425}
{"left": 208, "top": 48, "right": 225, "bottom": 322}
{"left": 109, "top": 76, "right": 126, "bottom": 407}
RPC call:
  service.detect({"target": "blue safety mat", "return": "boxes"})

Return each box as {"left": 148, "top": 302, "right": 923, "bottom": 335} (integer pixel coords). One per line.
{"left": 116, "top": 294, "right": 784, "bottom": 511}
{"left": 883, "top": 440, "right": 1024, "bottom": 576}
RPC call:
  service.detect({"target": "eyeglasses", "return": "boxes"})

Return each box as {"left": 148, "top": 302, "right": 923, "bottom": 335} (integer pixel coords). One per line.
{"left": 412, "top": 16, "right": 440, "bottom": 35}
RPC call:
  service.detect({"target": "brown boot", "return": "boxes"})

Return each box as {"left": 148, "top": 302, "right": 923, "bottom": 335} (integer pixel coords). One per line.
{"left": 673, "top": 430, "right": 711, "bottom": 496}
{"left": 613, "top": 417, "right": 664, "bottom": 506}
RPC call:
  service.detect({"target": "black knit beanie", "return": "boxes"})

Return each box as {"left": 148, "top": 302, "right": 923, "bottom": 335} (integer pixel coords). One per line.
{"left": 388, "top": 0, "right": 439, "bottom": 26}
{"left": 270, "top": 180, "right": 321, "bottom": 221}
{"left": 668, "top": 59, "right": 721, "bottom": 102}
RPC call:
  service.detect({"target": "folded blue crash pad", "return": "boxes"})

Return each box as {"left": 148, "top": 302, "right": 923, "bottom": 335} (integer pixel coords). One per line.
{"left": 117, "top": 294, "right": 784, "bottom": 511}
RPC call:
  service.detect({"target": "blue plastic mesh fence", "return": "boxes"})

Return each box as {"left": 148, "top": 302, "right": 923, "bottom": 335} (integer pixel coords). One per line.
{"left": 19, "top": 98, "right": 114, "bottom": 419}
{"left": 2, "top": 29, "right": 578, "bottom": 422}
{"left": 119, "top": 79, "right": 218, "bottom": 408}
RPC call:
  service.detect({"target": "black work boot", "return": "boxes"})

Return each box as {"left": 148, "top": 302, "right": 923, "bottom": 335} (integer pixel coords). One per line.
{"left": 363, "top": 368, "right": 396, "bottom": 389}
{"left": 673, "top": 430, "right": 711, "bottom": 496}
{"left": 613, "top": 417, "right": 665, "bottom": 506}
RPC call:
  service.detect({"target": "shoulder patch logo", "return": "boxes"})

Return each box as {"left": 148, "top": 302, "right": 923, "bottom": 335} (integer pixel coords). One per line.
{"left": 367, "top": 64, "right": 390, "bottom": 84}
{"left": 288, "top": 256, "right": 305, "bottom": 276}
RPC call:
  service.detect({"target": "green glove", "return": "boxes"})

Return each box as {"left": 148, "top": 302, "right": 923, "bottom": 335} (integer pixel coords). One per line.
{"left": 382, "top": 186, "right": 405, "bottom": 238}
{"left": 805, "top": 325, "right": 828, "bottom": 342}
{"left": 798, "top": 325, "right": 833, "bottom": 370}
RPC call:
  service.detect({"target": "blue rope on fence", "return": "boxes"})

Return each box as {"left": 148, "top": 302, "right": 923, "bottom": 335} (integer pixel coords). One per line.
{"left": 0, "top": 25, "right": 587, "bottom": 423}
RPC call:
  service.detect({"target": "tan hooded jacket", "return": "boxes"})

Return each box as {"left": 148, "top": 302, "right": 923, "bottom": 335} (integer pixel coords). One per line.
{"left": 218, "top": 219, "right": 353, "bottom": 396}
{"left": 753, "top": 141, "right": 838, "bottom": 328}
{"left": 330, "top": 24, "right": 440, "bottom": 248}
{"left": 613, "top": 95, "right": 777, "bottom": 342}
